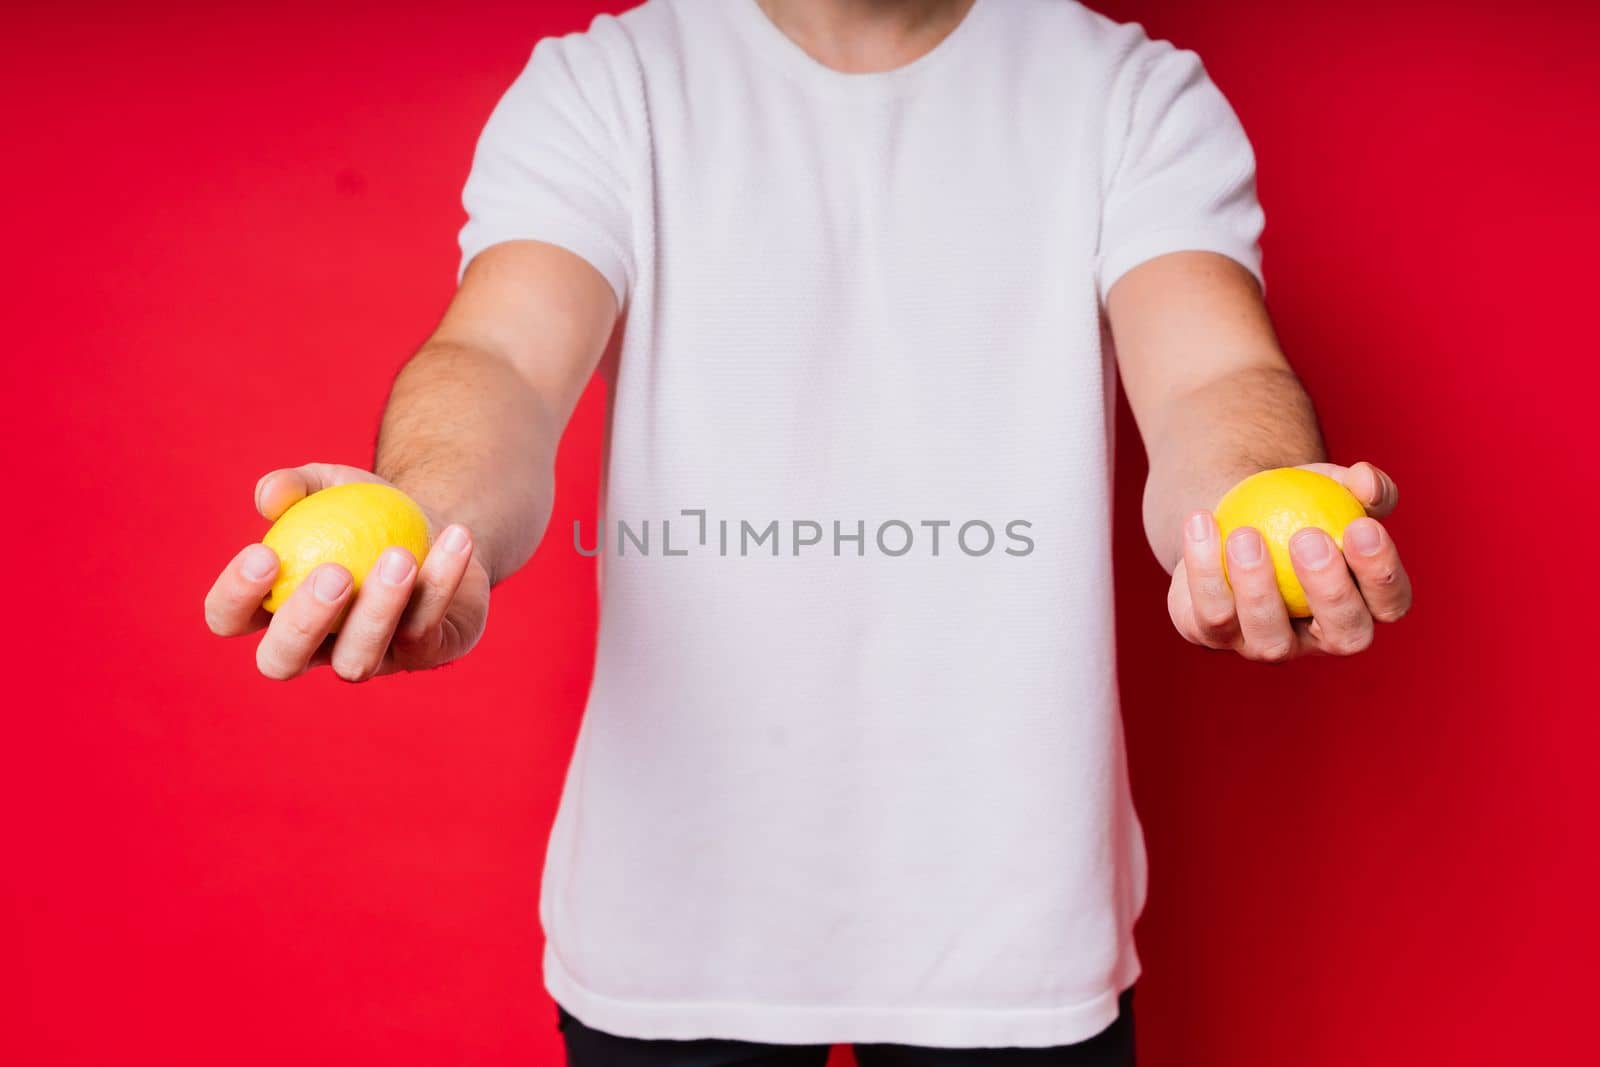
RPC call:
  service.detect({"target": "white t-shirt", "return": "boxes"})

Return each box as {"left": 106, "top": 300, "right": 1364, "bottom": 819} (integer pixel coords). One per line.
{"left": 459, "top": 0, "right": 1262, "bottom": 1049}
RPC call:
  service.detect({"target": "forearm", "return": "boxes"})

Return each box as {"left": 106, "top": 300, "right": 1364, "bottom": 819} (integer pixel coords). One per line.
{"left": 375, "top": 339, "right": 561, "bottom": 584}
{"left": 1141, "top": 364, "right": 1325, "bottom": 571}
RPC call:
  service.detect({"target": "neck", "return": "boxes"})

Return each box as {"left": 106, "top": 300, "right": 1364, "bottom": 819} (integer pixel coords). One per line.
{"left": 754, "top": 0, "right": 977, "bottom": 74}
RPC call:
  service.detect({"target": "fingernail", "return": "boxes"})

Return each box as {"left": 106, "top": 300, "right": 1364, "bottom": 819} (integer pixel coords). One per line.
{"left": 312, "top": 566, "right": 351, "bottom": 603}
{"left": 379, "top": 548, "right": 415, "bottom": 584}
{"left": 1359, "top": 464, "right": 1380, "bottom": 503}
{"left": 1291, "top": 528, "right": 1333, "bottom": 567}
{"left": 1346, "top": 520, "right": 1383, "bottom": 557}
{"left": 241, "top": 544, "right": 277, "bottom": 580}
{"left": 1226, "top": 528, "right": 1263, "bottom": 565}
{"left": 1186, "top": 513, "right": 1211, "bottom": 543}
{"left": 439, "top": 526, "right": 469, "bottom": 554}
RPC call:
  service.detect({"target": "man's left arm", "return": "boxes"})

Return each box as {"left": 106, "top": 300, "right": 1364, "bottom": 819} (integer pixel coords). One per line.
{"left": 1108, "top": 250, "right": 1413, "bottom": 661}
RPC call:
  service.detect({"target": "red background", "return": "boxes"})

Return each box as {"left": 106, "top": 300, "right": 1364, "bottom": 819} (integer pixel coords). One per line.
{"left": 6, "top": 1, "right": 1595, "bottom": 1063}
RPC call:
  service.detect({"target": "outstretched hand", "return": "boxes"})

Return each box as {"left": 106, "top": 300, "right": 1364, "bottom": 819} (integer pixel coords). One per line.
{"left": 204, "top": 463, "right": 490, "bottom": 681}
{"left": 1167, "top": 461, "right": 1412, "bottom": 662}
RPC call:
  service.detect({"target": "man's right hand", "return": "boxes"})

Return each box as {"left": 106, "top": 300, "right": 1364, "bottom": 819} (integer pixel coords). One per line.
{"left": 204, "top": 463, "right": 490, "bottom": 682}
{"left": 204, "top": 241, "right": 620, "bottom": 681}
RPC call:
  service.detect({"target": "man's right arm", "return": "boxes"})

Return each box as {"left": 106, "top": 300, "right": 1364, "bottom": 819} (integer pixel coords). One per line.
{"left": 204, "top": 240, "right": 618, "bottom": 681}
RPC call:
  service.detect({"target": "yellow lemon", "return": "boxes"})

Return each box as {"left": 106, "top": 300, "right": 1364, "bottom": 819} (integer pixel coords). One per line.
{"left": 261, "top": 482, "right": 431, "bottom": 625}
{"left": 1213, "top": 468, "right": 1366, "bottom": 617}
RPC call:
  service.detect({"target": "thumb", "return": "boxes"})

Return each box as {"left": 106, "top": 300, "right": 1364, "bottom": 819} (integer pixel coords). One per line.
{"left": 1332, "top": 460, "right": 1400, "bottom": 517}
{"left": 254, "top": 463, "right": 382, "bottom": 519}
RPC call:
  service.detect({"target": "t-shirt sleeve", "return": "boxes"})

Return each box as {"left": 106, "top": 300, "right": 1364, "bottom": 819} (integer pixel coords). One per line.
{"left": 457, "top": 31, "right": 634, "bottom": 306}
{"left": 1097, "top": 41, "right": 1265, "bottom": 299}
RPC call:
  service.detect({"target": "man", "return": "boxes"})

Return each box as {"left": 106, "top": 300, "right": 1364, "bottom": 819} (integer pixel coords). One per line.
{"left": 204, "top": 0, "right": 1412, "bottom": 1062}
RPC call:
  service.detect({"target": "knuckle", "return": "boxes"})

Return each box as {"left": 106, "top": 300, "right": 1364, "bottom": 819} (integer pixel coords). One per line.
{"left": 1238, "top": 601, "right": 1282, "bottom": 631}
{"left": 1250, "top": 640, "right": 1296, "bottom": 665}
{"left": 331, "top": 655, "right": 375, "bottom": 683}
{"left": 1234, "top": 579, "right": 1279, "bottom": 610}
{"left": 330, "top": 615, "right": 398, "bottom": 681}
{"left": 1374, "top": 599, "right": 1411, "bottom": 624}
{"left": 1175, "top": 611, "right": 1223, "bottom": 648}
{"left": 1195, "top": 600, "right": 1235, "bottom": 631}
{"left": 1317, "top": 578, "right": 1362, "bottom": 609}
{"left": 349, "top": 610, "right": 402, "bottom": 649}
{"left": 255, "top": 643, "right": 300, "bottom": 681}
{"left": 1362, "top": 563, "right": 1402, "bottom": 591}
{"left": 205, "top": 583, "right": 255, "bottom": 636}
{"left": 394, "top": 621, "right": 436, "bottom": 651}
{"left": 1314, "top": 600, "right": 1370, "bottom": 642}
{"left": 398, "top": 589, "right": 443, "bottom": 634}
{"left": 278, "top": 612, "right": 325, "bottom": 645}
{"left": 1325, "top": 627, "right": 1375, "bottom": 657}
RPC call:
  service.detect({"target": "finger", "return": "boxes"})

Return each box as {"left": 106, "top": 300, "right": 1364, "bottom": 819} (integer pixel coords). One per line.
{"left": 1342, "top": 461, "right": 1400, "bottom": 518}
{"left": 205, "top": 543, "right": 280, "bottom": 636}
{"left": 1289, "top": 528, "right": 1374, "bottom": 656}
{"left": 1182, "top": 511, "right": 1238, "bottom": 647}
{"left": 303, "top": 644, "right": 388, "bottom": 676}
{"left": 1341, "top": 518, "right": 1413, "bottom": 623}
{"left": 328, "top": 548, "right": 418, "bottom": 682}
{"left": 254, "top": 463, "right": 372, "bottom": 520}
{"left": 1225, "top": 527, "right": 1299, "bottom": 663}
{"left": 255, "top": 563, "right": 353, "bottom": 680}
{"left": 395, "top": 525, "right": 473, "bottom": 644}
{"left": 254, "top": 466, "right": 317, "bottom": 520}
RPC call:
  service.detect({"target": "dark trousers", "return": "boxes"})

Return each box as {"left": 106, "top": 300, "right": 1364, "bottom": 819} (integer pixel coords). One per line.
{"left": 557, "top": 990, "right": 1135, "bottom": 1067}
